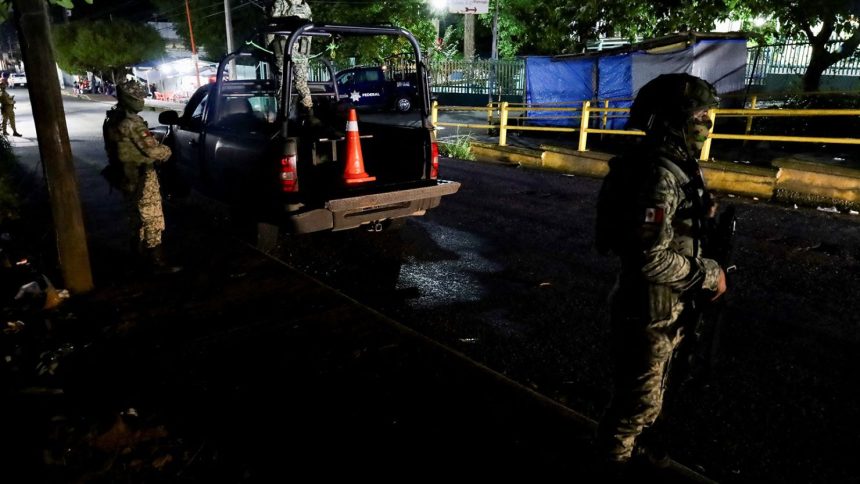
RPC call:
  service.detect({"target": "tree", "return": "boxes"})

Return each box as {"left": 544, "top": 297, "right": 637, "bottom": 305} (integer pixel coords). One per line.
{"left": 481, "top": 0, "right": 860, "bottom": 92}
{"left": 2, "top": 0, "right": 95, "bottom": 294}
{"left": 740, "top": 0, "right": 860, "bottom": 92}
{"left": 151, "top": 0, "right": 261, "bottom": 60}
{"left": 152, "top": 0, "right": 438, "bottom": 62}
{"left": 53, "top": 19, "right": 165, "bottom": 80}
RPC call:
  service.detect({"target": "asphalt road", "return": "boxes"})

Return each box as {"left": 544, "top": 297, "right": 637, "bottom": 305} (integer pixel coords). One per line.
{"left": 269, "top": 159, "right": 860, "bottom": 483}
{"left": 11, "top": 89, "right": 860, "bottom": 483}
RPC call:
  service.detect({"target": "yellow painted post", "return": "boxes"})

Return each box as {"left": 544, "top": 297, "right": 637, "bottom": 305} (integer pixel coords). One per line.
{"left": 744, "top": 95, "right": 758, "bottom": 143}
{"left": 499, "top": 101, "right": 509, "bottom": 146}
{"left": 432, "top": 100, "right": 438, "bottom": 127}
{"left": 699, "top": 108, "right": 717, "bottom": 161}
{"left": 487, "top": 102, "right": 494, "bottom": 125}
{"left": 602, "top": 99, "right": 610, "bottom": 130}
{"left": 578, "top": 101, "right": 590, "bottom": 151}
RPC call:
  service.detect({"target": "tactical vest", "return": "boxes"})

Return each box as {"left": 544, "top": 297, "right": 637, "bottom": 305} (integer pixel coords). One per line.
{"left": 595, "top": 154, "right": 710, "bottom": 259}
{"left": 655, "top": 155, "right": 710, "bottom": 260}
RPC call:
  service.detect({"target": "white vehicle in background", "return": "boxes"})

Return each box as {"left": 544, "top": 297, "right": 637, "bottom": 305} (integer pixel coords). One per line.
{"left": 8, "top": 72, "right": 27, "bottom": 87}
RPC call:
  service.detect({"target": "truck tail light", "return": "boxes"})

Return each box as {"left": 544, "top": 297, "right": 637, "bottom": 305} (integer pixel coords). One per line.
{"left": 280, "top": 154, "right": 299, "bottom": 192}
{"left": 430, "top": 142, "right": 439, "bottom": 179}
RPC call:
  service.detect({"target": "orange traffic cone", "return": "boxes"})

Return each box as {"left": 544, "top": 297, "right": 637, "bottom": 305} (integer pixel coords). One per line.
{"left": 343, "top": 108, "right": 376, "bottom": 184}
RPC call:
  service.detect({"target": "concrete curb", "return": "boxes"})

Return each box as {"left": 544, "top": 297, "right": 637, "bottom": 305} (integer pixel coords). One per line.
{"left": 471, "top": 140, "right": 860, "bottom": 210}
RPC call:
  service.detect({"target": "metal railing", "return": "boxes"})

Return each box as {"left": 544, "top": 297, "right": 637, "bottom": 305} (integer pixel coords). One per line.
{"left": 429, "top": 58, "right": 525, "bottom": 97}
{"left": 431, "top": 100, "right": 860, "bottom": 161}
{"left": 746, "top": 40, "right": 860, "bottom": 85}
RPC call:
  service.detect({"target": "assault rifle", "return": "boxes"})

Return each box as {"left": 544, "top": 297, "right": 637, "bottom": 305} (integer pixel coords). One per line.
{"left": 678, "top": 205, "right": 738, "bottom": 386}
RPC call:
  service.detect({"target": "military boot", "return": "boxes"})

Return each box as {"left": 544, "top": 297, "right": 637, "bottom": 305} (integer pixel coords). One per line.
{"left": 147, "top": 244, "right": 182, "bottom": 274}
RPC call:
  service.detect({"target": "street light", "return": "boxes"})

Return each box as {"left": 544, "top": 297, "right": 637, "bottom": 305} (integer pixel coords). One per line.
{"left": 429, "top": 0, "right": 447, "bottom": 41}
{"left": 430, "top": 0, "right": 447, "bottom": 11}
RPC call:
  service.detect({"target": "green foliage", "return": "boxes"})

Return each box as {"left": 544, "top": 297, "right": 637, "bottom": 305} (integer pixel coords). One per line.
{"left": 53, "top": 19, "right": 164, "bottom": 76}
{"left": 151, "top": 0, "right": 437, "bottom": 62}
{"left": 0, "top": 0, "right": 92, "bottom": 22}
{"left": 428, "top": 25, "right": 461, "bottom": 61}
{"left": 151, "top": 0, "right": 262, "bottom": 59}
{"left": 312, "top": 0, "right": 437, "bottom": 61}
{"left": 438, "top": 133, "right": 476, "bottom": 161}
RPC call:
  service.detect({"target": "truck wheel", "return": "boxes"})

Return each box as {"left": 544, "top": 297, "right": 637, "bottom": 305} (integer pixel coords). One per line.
{"left": 395, "top": 96, "right": 412, "bottom": 113}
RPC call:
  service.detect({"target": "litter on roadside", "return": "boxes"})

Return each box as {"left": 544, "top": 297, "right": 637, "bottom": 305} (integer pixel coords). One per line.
{"left": 816, "top": 206, "right": 840, "bottom": 213}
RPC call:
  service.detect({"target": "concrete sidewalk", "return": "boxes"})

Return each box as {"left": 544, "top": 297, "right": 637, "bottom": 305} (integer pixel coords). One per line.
{"left": 2, "top": 92, "right": 716, "bottom": 482}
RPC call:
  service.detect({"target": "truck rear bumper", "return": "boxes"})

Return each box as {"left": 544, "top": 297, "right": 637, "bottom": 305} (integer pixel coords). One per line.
{"left": 285, "top": 180, "right": 461, "bottom": 234}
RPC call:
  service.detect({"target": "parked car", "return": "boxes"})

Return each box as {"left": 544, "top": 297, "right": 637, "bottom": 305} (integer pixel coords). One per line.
{"left": 8, "top": 73, "right": 26, "bottom": 87}
{"left": 335, "top": 65, "right": 418, "bottom": 112}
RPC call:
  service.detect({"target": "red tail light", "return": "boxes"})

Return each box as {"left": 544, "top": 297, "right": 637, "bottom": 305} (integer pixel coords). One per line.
{"left": 280, "top": 154, "right": 299, "bottom": 192}
{"left": 430, "top": 142, "right": 439, "bottom": 180}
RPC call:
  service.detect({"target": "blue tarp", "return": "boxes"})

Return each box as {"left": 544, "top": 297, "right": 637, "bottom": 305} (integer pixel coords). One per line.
{"left": 524, "top": 37, "right": 747, "bottom": 128}
{"left": 525, "top": 56, "right": 594, "bottom": 127}
{"left": 597, "top": 54, "right": 633, "bottom": 130}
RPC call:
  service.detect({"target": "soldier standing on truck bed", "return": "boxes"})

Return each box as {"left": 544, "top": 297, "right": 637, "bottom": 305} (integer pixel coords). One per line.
{"left": 268, "top": 0, "right": 315, "bottom": 120}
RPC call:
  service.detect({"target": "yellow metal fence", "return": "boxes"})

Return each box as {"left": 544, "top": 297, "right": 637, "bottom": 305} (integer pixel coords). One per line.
{"left": 430, "top": 99, "right": 860, "bottom": 161}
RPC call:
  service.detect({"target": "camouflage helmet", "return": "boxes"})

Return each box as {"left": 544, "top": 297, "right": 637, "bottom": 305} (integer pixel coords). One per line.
{"left": 627, "top": 73, "right": 719, "bottom": 131}
{"left": 117, "top": 80, "right": 148, "bottom": 110}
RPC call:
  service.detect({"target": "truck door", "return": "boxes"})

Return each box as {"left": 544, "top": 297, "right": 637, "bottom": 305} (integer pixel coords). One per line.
{"left": 170, "top": 86, "right": 209, "bottom": 189}
{"left": 205, "top": 50, "right": 280, "bottom": 205}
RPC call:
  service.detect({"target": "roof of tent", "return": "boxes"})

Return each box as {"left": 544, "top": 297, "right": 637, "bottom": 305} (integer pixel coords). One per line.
{"left": 552, "top": 31, "right": 749, "bottom": 60}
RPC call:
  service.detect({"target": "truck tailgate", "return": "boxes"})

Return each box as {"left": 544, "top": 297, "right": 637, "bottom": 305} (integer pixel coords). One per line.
{"left": 288, "top": 180, "right": 461, "bottom": 233}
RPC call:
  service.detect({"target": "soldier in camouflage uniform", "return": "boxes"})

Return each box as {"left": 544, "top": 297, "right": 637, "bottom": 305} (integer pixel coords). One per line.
{"left": 595, "top": 73, "right": 727, "bottom": 474}
{"left": 103, "top": 80, "right": 179, "bottom": 273}
{"left": 268, "top": 0, "right": 316, "bottom": 119}
{"left": 0, "top": 80, "right": 22, "bottom": 137}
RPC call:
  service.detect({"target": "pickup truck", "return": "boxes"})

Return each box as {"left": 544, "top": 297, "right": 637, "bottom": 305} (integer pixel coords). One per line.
{"left": 157, "top": 20, "right": 459, "bottom": 247}
{"left": 335, "top": 65, "right": 418, "bottom": 112}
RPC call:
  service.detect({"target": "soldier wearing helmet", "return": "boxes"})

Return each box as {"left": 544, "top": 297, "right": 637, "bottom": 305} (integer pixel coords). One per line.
{"left": 594, "top": 73, "right": 727, "bottom": 474}
{"left": 103, "top": 79, "right": 179, "bottom": 273}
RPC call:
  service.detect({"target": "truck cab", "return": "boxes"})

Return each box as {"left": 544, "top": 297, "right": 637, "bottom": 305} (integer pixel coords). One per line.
{"left": 158, "top": 19, "right": 458, "bottom": 245}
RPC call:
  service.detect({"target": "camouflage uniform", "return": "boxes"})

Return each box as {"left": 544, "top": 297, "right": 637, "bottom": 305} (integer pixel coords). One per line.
{"left": 0, "top": 82, "right": 21, "bottom": 137}
{"left": 103, "top": 81, "right": 172, "bottom": 255}
{"left": 596, "top": 74, "right": 725, "bottom": 466}
{"left": 268, "top": 0, "right": 314, "bottom": 110}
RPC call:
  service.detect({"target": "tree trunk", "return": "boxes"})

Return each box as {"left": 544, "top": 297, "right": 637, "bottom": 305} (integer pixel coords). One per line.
{"left": 12, "top": 0, "right": 94, "bottom": 294}
{"left": 803, "top": 45, "right": 831, "bottom": 92}
{"left": 463, "top": 13, "right": 475, "bottom": 59}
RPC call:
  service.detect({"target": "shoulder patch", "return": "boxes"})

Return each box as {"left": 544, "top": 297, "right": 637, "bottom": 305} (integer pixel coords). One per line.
{"left": 644, "top": 207, "right": 664, "bottom": 224}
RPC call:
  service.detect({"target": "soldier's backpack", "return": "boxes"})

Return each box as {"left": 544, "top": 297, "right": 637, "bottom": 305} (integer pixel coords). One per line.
{"left": 595, "top": 155, "right": 649, "bottom": 255}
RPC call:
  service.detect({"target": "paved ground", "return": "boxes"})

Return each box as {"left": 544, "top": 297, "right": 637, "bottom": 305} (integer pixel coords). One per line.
{"left": 0, "top": 91, "right": 715, "bottom": 482}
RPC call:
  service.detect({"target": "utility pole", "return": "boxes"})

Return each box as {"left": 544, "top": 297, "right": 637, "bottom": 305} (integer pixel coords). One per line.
{"left": 12, "top": 0, "right": 93, "bottom": 294}
{"left": 488, "top": 0, "right": 499, "bottom": 103}
{"left": 185, "top": 0, "right": 201, "bottom": 87}
{"left": 224, "top": 0, "right": 235, "bottom": 54}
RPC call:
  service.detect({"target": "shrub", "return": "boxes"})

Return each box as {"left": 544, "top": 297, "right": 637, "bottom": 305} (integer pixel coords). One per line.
{"left": 438, "top": 133, "right": 476, "bottom": 161}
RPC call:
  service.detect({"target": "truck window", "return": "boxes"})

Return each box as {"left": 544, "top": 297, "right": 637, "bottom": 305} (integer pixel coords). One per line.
{"left": 217, "top": 52, "right": 279, "bottom": 126}
{"left": 358, "top": 69, "right": 381, "bottom": 83}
